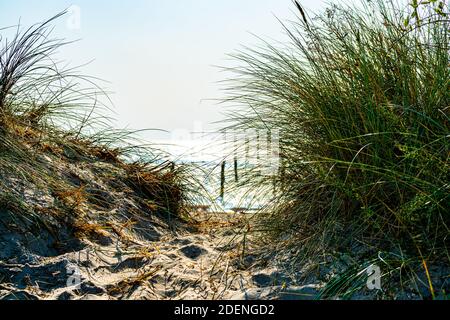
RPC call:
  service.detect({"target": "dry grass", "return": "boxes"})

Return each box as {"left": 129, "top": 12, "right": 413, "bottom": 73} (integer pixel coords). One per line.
{"left": 53, "top": 186, "right": 87, "bottom": 209}
{"left": 107, "top": 266, "right": 163, "bottom": 297}
{"left": 73, "top": 221, "right": 110, "bottom": 240}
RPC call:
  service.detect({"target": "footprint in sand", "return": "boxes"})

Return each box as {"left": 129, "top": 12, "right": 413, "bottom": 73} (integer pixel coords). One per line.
{"left": 179, "top": 245, "right": 208, "bottom": 260}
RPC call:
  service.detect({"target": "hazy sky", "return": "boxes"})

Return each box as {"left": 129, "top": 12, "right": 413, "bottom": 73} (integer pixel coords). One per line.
{"left": 0, "top": 0, "right": 329, "bottom": 142}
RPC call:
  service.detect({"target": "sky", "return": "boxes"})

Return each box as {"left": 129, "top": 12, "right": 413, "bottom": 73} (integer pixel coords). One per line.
{"left": 0, "top": 0, "right": 328, "bottom": 146}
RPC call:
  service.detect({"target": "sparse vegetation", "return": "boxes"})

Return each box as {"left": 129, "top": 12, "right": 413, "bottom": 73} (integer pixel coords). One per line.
{"left": 0, "top": 12, "right": 193, "bottom": 243}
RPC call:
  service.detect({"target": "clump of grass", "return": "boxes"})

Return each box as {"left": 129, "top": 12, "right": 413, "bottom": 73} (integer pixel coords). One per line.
{"left": 54, "top": 186, "right": 87, "bottom": 209}
{"left": 222, "top": 0, "right": 449, "bottom": 297}
{"left": 0, "top": 12, "right": 193, "bottom": 232}
{"left": 72, "top": 220, "right": 110, "bottom": 240}
{"left": 124, "top": 161, "right": 186, "bottom": 220}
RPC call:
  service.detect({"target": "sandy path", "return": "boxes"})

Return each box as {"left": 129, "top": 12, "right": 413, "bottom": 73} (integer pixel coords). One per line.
{"left": 0, "top": 209, "right": 322, "bottom": 300}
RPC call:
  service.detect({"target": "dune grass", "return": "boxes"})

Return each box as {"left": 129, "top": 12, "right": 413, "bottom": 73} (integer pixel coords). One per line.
{"left": 1, "top": 2, "right": 448, "bottom": 300}
{"left": 0, "top": 12, "right": 194, "bottom": 232}
{"left": 222, "top": 0, "right": 449, "bottom": 297}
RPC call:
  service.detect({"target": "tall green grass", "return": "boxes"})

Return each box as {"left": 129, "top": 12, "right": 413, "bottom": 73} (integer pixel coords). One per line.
{"left": 222, "top": 0, "right": 449, "bottom": 289}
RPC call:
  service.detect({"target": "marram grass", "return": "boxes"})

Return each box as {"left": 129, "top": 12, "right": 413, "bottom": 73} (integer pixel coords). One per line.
{"left": 222, "top": 0, "right": 449, "bottom": 294}
{"left": 0, "top": 12, "right": 200, "bottom": 225}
